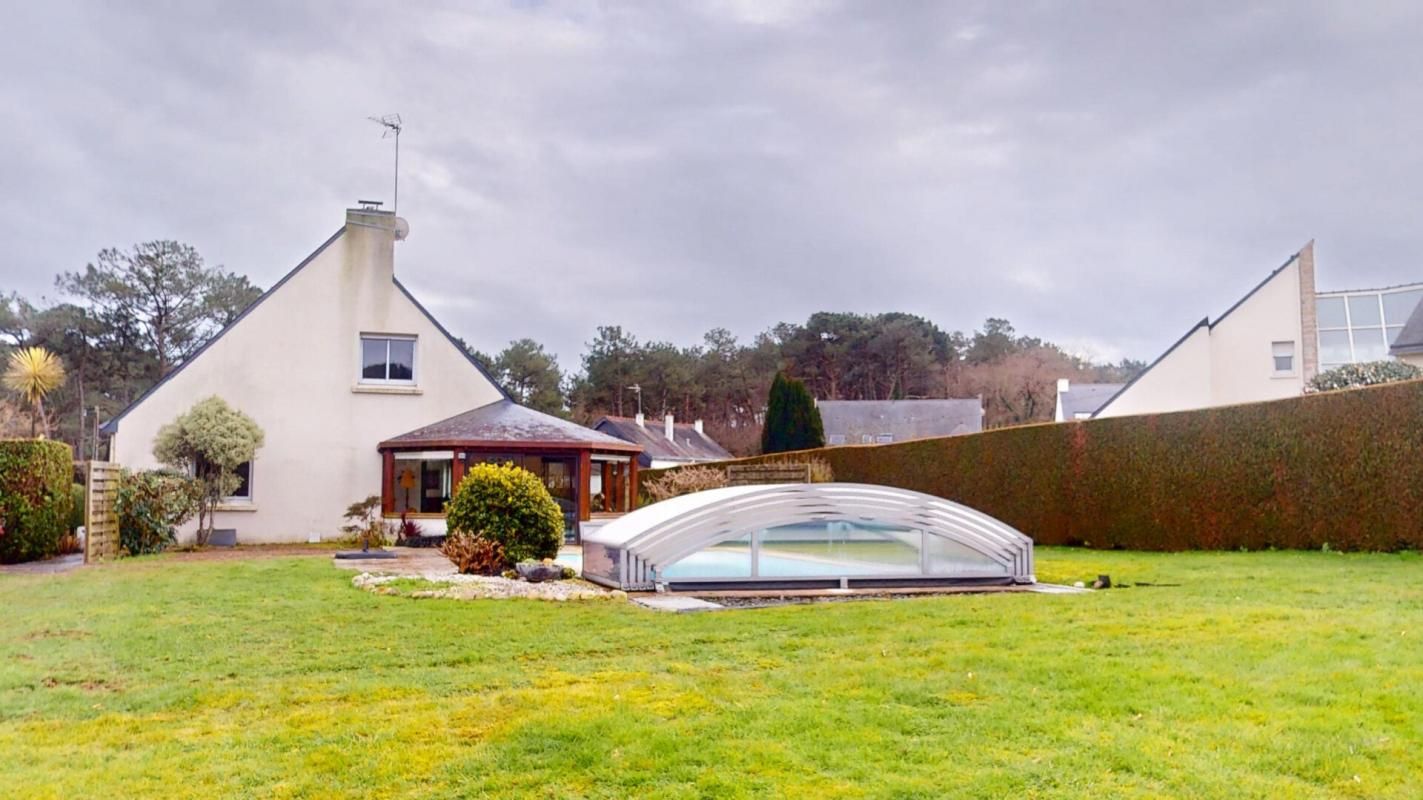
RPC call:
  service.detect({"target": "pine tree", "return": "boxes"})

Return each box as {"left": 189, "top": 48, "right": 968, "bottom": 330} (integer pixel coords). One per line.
{"left": 761, "top": 373, "right": 825, "bottom": 454}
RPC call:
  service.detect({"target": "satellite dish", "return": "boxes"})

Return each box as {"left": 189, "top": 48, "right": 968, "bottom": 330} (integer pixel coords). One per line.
{"left": 394, "top": 217, "right": 410, "bottom": 241}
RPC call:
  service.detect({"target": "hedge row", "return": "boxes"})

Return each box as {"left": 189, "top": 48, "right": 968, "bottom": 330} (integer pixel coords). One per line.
{"left": 644, "top": 379, "right": 1423, "bottom": 551}
{"left": 0, "top": 439, "right": 76, "bottom": 563}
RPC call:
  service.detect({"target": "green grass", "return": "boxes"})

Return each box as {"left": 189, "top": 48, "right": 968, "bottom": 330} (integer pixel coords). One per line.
{"left": 2, "top": 549, "right": 1421, "bottom": 798}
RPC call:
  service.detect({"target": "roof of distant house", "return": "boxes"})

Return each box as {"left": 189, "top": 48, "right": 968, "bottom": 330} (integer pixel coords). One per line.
{"left": 593, "top": 415, "right": 732, "bottom": 466}
{"left": 817, "top": 399, "right": 983, "bottom": 442}
{"left": 1059, "top": 383, "right": 1126, "bottom": 419}
{"left": 1390, "top": 299, "right": 1423, "bottom": 355}
{"left": 381, "top": 399, "right": 639, "bottom": 451}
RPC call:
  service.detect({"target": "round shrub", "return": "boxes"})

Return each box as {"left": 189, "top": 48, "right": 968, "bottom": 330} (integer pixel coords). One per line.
{"left": 116, "top": 469, "right": 203, "bottom": 555}
{"left": 0, "top": 439, "right": 74, "bottom": 563}
{"left": 1308, "top": 360, "right": 1421, "bottom": 393}
{"left": 444, "top": 462, "right": 563, "bottom": 565}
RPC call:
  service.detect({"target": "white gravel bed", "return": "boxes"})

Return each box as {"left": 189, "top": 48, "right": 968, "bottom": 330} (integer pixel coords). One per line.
{"left": 352, "top": 571, "right": 625, "bottom": 602}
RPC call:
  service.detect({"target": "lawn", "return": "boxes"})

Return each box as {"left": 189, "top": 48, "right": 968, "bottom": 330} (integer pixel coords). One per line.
{"left": 2, "top": 549, "right": 1421, "bottom": 799}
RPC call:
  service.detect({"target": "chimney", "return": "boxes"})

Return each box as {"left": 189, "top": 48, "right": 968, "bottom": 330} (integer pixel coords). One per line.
{"left": 635, "top": 412, "right": 645, "bottom": 428}
{"left": 664, "top": 414, "right": 675, "bottom": 441}
{"left": 1056, "top": 378, "right": 1070, "bottom": 394}
{"left": 344, "top": 202, "right": 398, "bottom": 284}
{"left": 693, "top": 419, "right": 704, "bottom": 435}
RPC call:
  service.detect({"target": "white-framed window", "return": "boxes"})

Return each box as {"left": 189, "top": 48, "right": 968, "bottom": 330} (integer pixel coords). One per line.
{"left": 195, "top": 455, "right": 252, "bottom": 502}
{"left": 827, "top": 434, "right": 847, "bottom": 445}
{"left": 1271, "top": 340, "right": 1295, "bottom": 375}
{"left": 875, "top": 434, "right": 894, "bottom": 444}
{"left": 860, "top": 434, "right": 874, "bottom": 444}
{"left": 360, "top": 334, "right": 417, "bottom": 385}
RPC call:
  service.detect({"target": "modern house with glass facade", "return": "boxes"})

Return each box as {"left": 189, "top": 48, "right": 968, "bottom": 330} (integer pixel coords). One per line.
{"left": 103, "top": 205, "right": 641, "bottom": 544}
{"left": 1093, "top": 241, "right": 1423, "bottom": 418}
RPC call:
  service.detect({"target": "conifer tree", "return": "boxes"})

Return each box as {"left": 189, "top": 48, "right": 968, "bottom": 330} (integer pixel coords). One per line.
{"left": 761, "top": 373, "right": 825, "bottom": 454}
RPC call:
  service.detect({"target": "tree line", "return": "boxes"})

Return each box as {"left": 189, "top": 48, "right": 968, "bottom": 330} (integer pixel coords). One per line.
{"left": 4, "top": 240, "right": 1141, "bottom": 458}
{"left": 1, "top": 241, "right": 261, "bottom": 454}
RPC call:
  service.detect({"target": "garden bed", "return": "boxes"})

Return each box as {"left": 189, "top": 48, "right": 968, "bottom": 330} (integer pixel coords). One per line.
{"left": 351, "top": 571, "right": 625, "bottom": 602}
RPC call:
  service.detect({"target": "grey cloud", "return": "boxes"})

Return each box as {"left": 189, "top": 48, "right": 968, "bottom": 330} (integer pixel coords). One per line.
{"left": 4, "top": 1, "right": 1423, "bottom": 369}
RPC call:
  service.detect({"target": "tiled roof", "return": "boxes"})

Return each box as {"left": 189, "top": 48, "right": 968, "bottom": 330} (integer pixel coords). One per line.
{"left": 1059, "top": 383, "right": 1126, "bottom": 419}
{"left": 593, "top": 416, "right": 732, "bottom": 466}
{"left": 817, "top": 399, "right": 983, "bottom": 442}
{"left": 382, "top": 400, "right": 639, "bottom": 451}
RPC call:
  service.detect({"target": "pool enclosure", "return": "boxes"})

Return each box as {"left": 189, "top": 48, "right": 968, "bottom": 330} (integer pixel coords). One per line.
{"left": 581, "top": 483, "right": 1034, "bottom": 591}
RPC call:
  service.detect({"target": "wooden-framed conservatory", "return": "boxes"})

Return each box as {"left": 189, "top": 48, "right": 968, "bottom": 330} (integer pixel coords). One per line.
{"left": 377, "top": 399, "right": 643, "bottom": 543}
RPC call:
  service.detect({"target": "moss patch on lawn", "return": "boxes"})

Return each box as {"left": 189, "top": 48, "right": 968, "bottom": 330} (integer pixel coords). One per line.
{"left": 1, "top": 548, "right": 1420, "bottom": 798}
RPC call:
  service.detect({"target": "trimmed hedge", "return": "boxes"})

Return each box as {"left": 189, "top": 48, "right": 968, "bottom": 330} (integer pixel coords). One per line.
{"left": 645, "top": 379, "right": 1423, "bottom": 551}
{"left": 0, "top": 439, "right": 75, "bottom": 563}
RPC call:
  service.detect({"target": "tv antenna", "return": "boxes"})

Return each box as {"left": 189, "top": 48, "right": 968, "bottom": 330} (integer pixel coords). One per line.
{"left": 368, "top": 113, "right": 402, "bottom": 213}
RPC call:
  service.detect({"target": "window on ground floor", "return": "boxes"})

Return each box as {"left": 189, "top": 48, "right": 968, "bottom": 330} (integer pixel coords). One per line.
{"left": 194, "top": 455, "right": 252, "bottom": 502}
{"left": 394, "top": 453, "right": 452, "bottom": 514}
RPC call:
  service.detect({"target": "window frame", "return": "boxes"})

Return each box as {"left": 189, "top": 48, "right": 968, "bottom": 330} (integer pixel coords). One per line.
{"left": 358, "top": 333, "right": 418, "bottom": 386}
{"left": 1270, "top": 340, "right": 1296, "bottom": 376}
{"left": 194, "top": 455, "right": 254, "bottom": 504}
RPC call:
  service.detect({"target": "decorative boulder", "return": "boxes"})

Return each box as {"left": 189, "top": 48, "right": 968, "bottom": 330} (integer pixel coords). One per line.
{"left": 516, "top": 561, "right": 565, "bottom": 583}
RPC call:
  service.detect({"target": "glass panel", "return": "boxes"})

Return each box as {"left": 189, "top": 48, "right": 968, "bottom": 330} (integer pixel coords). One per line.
{"left": 662, "top": 534, "right": 752, "bottom": 578}
{"left": 388, "top": 339, "right": 415, "bottom": 381}
{"left": 1316, "top": 297, "right": 1348, "bottom": 328}
{"left": 1273, "top": 355, "right": 1293, "bottom": 372}
{"left": 1382, "top": 289, "right": 1423, "bottom": 326}
{"left": 419, "top": 459, "right": 452, "bottom": 513}
{"left": 539, "top": 457, "right": 577, "bottom": 542}
{"left": 230, "top": 461, "right": 251, "bottom": 499}
{"left": 1347, "top": 294, "right": 1382, "bottom": 327}
{"left": 1387, "top": 326, "right": 1404, "bottom": 345}
{"left": 1351, "top": 328, "right": 1388, "bottom": 361}
{"left": 361, "top": 338, "right": 388, "bottom": 380}
{"left": 924, "top": 534, "right": 1006, "bottom": 576}
{"left": 758, "top": 521, "right": 920, "bottom": 577}
{"left": 1318, "top": 330, "right": 1352, "bottom": 364}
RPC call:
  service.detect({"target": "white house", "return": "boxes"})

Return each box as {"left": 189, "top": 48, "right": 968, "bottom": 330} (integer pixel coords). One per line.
{"left": 103, "top": 205, "right": 641, "bottom": 544}
{"left": 1092, "top": 242, "right": 1423, "bottom": 418}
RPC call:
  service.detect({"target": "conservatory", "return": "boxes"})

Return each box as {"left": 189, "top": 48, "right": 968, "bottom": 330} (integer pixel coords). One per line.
{"left": 581, "top": 483, "right": 1035, "bottom": 591}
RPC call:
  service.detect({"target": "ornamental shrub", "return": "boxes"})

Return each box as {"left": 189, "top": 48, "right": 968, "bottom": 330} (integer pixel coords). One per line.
{"left": 645, "top": 378, "right": 1423, "bottom": 552}
{"left": 762, "top": 373, "right": 825, "bottom": 454}
{"left": 0, "top": 439, "right": 74, "bottom": 563}
{"left": 444, "top": 462, "right": 563, "bottom": 565}
{"left": 116, "top": 469, "right": 203, "bottom": 555}
{"left": 1307, "top": 360, "right": 1421, "bottom": 393}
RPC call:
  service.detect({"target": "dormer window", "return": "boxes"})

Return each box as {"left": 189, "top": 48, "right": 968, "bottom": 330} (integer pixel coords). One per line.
{"left": 361, "top": 334, "right": 417, "bottom": 385}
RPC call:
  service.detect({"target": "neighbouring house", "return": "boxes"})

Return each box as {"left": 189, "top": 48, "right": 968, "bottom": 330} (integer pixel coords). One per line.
{"left": 1386, "top": 297, "right": 1423, "bottom": 369}
{"left": 1094, "top": 241, "right": 1423, "bottom": 418}
{"left": 102, "top": 204, "right": 642, "bottom": 544}
{"left": 592, "top": 413, "right": 732, "bottom": 469}
{"left": 817, "top": 399, "right": 984, "bottom": 445}
{"left": 1053, "top": 380, "right": 1125, "bottom": 422}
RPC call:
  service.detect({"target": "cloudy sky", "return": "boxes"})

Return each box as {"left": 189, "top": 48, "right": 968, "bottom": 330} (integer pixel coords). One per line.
{"left": 5, "top": 1, "right": 1423, "bottom": 369}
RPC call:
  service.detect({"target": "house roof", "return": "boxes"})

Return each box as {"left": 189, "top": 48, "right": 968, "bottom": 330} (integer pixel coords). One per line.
{"left": 381, "top": 399, "right": 641, "bottom": 452}
{"left": 1391, "top": 299, "right": 1423, "bottom": 355}
{"left": 99, "top": 221, "right": 510, "bottom": 435}
{"left": 1059, "top": 383, "right": 1126, "bottom": 419}
{"left": 1093, "top": 244, "right": 1309, "bottom": 418}
{"left": 593, "top": 416, "right": 733, "bottom": 465}
{"left": 817, "top": 399, "right": 983, "bottom": 441}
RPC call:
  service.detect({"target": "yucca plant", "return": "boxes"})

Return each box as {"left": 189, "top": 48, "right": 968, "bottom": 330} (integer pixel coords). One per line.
{"left": 3, "top": 347, "right": 66, "bottom": 438}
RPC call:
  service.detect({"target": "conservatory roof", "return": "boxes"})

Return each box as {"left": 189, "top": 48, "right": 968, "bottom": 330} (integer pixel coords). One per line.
{"left": 379, "top": 399, "right": 641, "bottom": 452}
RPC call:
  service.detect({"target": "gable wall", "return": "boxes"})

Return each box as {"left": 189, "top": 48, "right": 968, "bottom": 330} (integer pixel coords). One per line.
{"left": 1095, "top": 325, "right": 1213, "bottom": 418}
{"left": 1208, "top": 258, "right": 1307, "bottom": 406}
{"left": 110, "top": 212, "right": 503, "bottom": 543}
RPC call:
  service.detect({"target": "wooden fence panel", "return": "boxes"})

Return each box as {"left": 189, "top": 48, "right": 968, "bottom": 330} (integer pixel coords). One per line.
{"left": 726, "top": 463, "right": 811, "bottom": 486}
{"left": 84, "top": 461, "right": 121, "bottom": 563}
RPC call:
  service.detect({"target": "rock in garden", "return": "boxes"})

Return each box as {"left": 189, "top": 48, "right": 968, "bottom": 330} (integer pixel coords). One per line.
{"left": 516, "top": 561, "right": 565, "bottom": 583}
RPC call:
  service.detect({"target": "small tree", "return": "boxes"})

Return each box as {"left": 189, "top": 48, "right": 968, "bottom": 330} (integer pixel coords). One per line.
{"left": 340, "top": 496, "right": 391, "bottom": 551}
{"left": 761, "top": 372, "right": 825, "bottom": 454}
{"left": 153, "top": 396, "right": 264, "bottom": 545}
{"left": 3, "top": 346, "right": 66, "bottom": 437}
{"left": 1307, "top": 360, "right": 1421, "bottom": 393}
{"left": 444, "top": 462, "right": 564, "bottom": 566}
